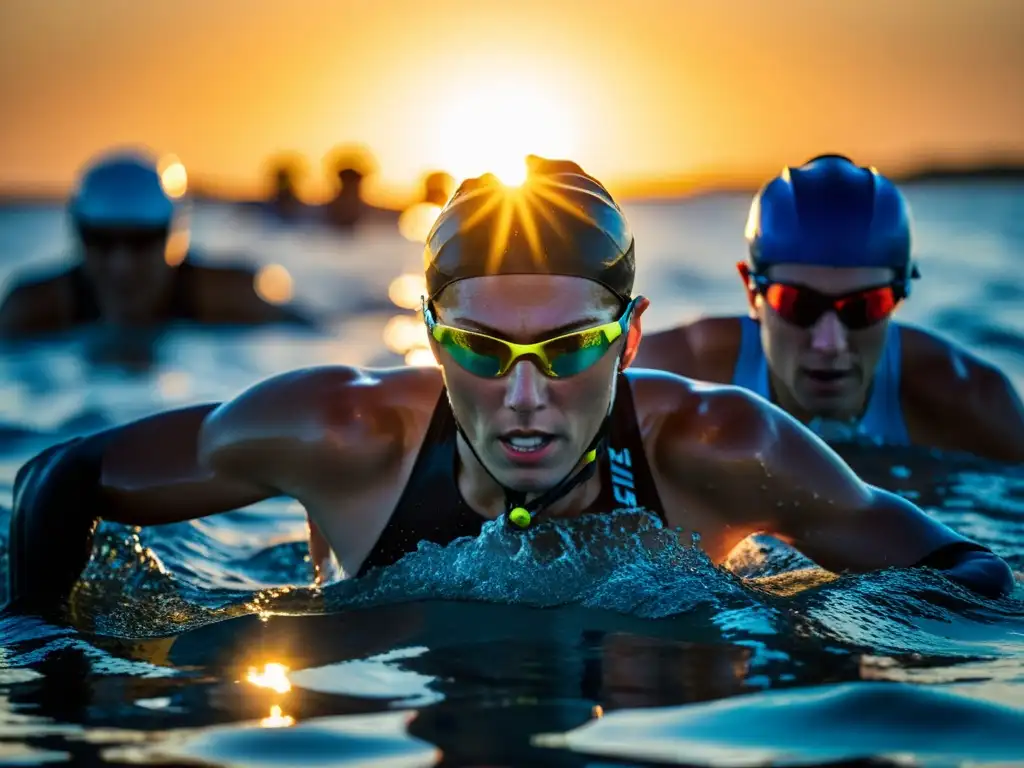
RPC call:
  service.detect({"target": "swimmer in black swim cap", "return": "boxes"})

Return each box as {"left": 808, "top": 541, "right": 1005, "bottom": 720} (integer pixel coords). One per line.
{"left": 638, "top": 154, "right": 1024, "bottom": 463}
{"left": 0, "top": 147, "right": 315, "bottom": 339}
{"left": 422, "top": 156, "right": 645, "bottom": 528}
{"left": 6, "top": 155, "right": 1012, "bottom": 620}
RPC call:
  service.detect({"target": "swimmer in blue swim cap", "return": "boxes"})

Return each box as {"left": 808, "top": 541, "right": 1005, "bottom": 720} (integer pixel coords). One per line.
{"left": 638, "top": 154, "right": 1024, "bottom": 462}
{"left": 0, "top": 147, "right": 313, "bottom": 337}
{"left": 6, "top": 155, "right": 1012, "bottom": 620}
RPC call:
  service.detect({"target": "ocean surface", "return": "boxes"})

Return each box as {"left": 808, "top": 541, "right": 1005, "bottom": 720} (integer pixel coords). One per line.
{"left": 0, "top": 182, "right": 1022, "bottom": 767}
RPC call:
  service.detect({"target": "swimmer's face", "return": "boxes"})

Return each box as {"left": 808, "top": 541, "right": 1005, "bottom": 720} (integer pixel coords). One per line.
{"left": 433, "top": 275, "right": 647, "bottom": 494}
{"left": 79, "top": 226, "right": 176, "bottom": 325}
{"left": 744, "top": 264, "right": 897, "bottom": 421}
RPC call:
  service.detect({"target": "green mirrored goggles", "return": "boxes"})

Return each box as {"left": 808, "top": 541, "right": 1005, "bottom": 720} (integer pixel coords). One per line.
{"left": 422, "top": 296, "right": 641, "bottom": 378}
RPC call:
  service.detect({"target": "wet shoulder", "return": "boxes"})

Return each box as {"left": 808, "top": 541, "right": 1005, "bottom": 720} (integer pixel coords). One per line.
{"left": 0, "top": 265, "right": 79, "bottom": 334}
{"left": 183, "top": 258, "right": 319, "bottom": 326}
{"left": 179, "top": 259, "right": 261, "bottom": 316}
{"left": 899, "top": 324, "right": 1004, "bottom": 403}
{"left": 622, "top": 368, "right": 795, "bottom": 532}
{"left": 624, "top": 367, "right": 775, "bottom": 456}
{"left": 225, "top": 364, "right": 443, "bottom": 441}
{"left": 182, "top": 258, "right": 255, "bottom": 285}
{"left": 200, "top": 365, "right": 445, "bottom": 484}
{"left": 635, "top": 315, "right": 742, "bottom": 383}
{"left": 898, "top": 323, "right": 1018, "bottom": 434}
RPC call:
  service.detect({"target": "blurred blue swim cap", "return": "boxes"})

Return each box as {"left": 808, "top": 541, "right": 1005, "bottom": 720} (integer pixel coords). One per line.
{"left": 68, "top": 148, "right": 186, "bottom": 230}
{"left": 745, "top": 154, "right": 919, "bottom": 284}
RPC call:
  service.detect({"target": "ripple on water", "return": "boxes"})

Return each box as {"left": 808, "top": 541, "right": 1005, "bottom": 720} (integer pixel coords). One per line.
{"left": 102, "top": 711, "right": 440, "bottom": 768}
{"left": 536, "top": 681, "right": 1024, "bottom": 766}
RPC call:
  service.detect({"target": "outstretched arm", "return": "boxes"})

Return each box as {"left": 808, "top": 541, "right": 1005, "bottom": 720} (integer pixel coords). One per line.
{"left": 663, "top": 387, "right": 1014, "bottom": 597}
{"left": 7, "top": 403, "right": 272, "bottom": 617}
{"left": 0, "top": 281, "right": 65, "bottom": 339}
{"left": 201, "top": 267, "right": 320, "bottom": 328}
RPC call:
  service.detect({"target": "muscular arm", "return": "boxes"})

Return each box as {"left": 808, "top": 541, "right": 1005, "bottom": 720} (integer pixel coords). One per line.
{"left": 6, "top": 403, "right": 272, "bottom": 616}
{"left": 6, "top": 365, "right": 388, "bottom": 615}
{"left": 902, "top": 327, "right": 1024, "bottom": 463}
{"left": 198, "top": 367, "right": 404, "bottom": 499}
{"left": 199, "top": 366, "right": 420, "bottom": 580}
{"left": 660, "top": 386, "right": 1014, "bottom": 596}
{"left": 101, "top": 404, "right": 273, "bottom": 525}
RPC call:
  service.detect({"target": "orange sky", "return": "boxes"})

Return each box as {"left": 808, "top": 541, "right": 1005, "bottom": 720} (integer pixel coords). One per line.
{"left": 1, "top": 0, "right": 1022, "bottom": 207}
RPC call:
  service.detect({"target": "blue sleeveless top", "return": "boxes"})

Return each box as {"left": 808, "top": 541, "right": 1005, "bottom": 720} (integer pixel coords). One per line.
{"left": 732, "top": 316, "right": 910, "bottom": 446}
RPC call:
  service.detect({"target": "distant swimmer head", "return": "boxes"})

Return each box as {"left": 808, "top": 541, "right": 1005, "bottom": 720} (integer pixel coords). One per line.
{"left": 70, "top": 148, "right": 188, "bottom": 232}
{"left": 421, "top": 156, "right": 647, "bottom": 531}
{"left": 68, "top": 148, "right": 190, "bottom": 323}
{"left": 744, "top": 153, "right": 918, "bottom": 284}
{"left": 740, "top": 154, "right": 915, "bottom": 422}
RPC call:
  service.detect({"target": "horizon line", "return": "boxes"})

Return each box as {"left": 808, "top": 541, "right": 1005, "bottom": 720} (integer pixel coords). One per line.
{"left": 1, "top": 157, "right": 1023, "bottom": 210}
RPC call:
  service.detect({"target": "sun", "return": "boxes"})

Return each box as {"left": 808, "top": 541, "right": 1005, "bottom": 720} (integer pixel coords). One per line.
{"left": 433, "top": 77, "right": 577, "bottom": 186}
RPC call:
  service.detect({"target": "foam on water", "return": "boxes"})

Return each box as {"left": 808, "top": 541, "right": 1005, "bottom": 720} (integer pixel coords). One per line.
{"left": 20, "top": 502, "right": 1018, "bottom": 666}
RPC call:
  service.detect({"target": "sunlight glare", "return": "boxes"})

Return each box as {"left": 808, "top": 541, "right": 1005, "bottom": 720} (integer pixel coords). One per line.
{"left": 157, "top": 370, "right": 191, "bottom": 400}
{"left": 405, "top": 347, "right": 438, "bottom": 367}
{"left": 247, "top": 662, "right": 292, "bottom": 694}
{"left": 260, "top": 704, "right": 295, "bottom": 728}
{"left": 496, "top": 157, "right": 528, "bottom": 187}
{"left": 163, "top": 229, "right": 190, "bottom": 267}
{"left": 383, "top": 314, "right": 429, "bottom": 355}
{"left": 434, "top": 78, "right": 576, "bottom": 186}
{"left": 157, "top": 154, "right": 188, "bottom": 199}
{"left": 388, "top": 272, "right": 428, "bottom": 309}
{"left": 254, "top": 264, "right": 294, "bottom": 305}
{"left": 398, "top": 202, "right": 443, "bottom": 243}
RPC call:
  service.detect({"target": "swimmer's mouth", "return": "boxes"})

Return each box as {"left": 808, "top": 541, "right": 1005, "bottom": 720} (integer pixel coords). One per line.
{"left": 804, "top": 369, "right": 852, "bottom": 382}
{"left": 499, "top": 431, "right": 557, "bottom": 454}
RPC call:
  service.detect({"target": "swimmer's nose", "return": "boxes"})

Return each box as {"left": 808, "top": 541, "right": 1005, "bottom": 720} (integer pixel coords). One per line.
{"left": 504, "top": 357, "right": 548, "bottom": 413}
{"left": 809, "top": 311, "right": 849, "bottom": 355}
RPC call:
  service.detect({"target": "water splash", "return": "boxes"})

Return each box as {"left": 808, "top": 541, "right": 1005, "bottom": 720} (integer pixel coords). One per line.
{"left": 39, "top": 505, "right": 1018, "bottom": 670}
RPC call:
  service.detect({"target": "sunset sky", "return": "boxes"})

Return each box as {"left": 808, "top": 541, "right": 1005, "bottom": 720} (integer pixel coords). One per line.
{"left": 1, "top": 0, "right": 1022, "bottom": 207}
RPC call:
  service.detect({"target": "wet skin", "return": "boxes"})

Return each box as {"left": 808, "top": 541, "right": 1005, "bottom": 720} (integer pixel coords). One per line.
{"left": 90, "top": 275, "right": 985, "bottom": 583}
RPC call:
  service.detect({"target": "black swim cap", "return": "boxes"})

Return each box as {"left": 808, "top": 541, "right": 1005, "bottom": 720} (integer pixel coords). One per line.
{"left": 424, "top": 156, "right": 635, "bottom": 301}
{"left": 746, "top": 154, "right": 919, "bottom": 284}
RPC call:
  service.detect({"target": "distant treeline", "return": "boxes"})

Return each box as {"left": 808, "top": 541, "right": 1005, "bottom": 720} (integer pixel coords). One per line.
{"left": 898, "top": 163, "right": 1024, "bottom": 183}
{"left": 4, "top": 160, "right": 1024, "bottom": 207}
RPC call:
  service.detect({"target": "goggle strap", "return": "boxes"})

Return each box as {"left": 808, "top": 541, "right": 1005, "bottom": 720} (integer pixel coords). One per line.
{"left": 451, "top": 403, "right": 612, "bottom": 532}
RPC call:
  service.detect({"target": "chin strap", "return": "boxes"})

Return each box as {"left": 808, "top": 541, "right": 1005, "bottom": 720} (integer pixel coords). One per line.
{"left": 503, "top": 430, "right": 605, "bottom": 529}
{"left": 454, "top": 414, "right": 610, "bottom": 531}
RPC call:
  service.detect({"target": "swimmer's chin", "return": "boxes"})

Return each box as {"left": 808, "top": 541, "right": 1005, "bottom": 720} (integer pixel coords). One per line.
{"left": 494, "top": 466, "right": 575, "bottom": 495}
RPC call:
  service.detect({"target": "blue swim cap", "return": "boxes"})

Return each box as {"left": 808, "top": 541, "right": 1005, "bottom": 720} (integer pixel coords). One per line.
{"left": 745, "top": 154, "right": 919, "bottom": 285}
{"left": 69, "top": 149, "right": 186, "bottom": 231}
{"left": 424, "top": 155, "right": 635, "bottom": 301}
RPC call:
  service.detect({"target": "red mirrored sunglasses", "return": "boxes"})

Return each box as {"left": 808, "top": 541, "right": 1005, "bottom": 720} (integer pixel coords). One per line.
{"left": 737, "top": 262, "right": 903, "bottom": 330}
